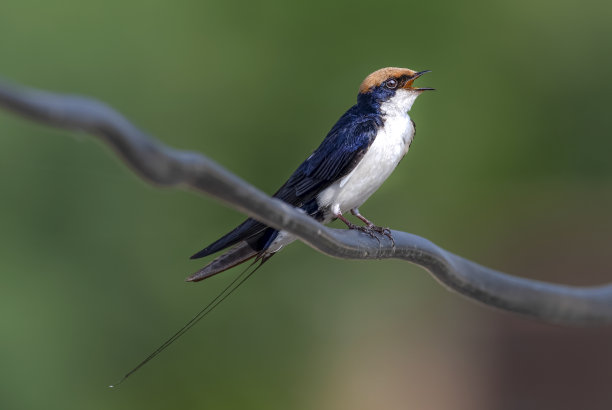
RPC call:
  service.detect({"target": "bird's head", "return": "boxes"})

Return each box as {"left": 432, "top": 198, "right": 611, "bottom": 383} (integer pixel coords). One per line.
{"left": 358, "top": 67, "right": 433, "bottom": 114}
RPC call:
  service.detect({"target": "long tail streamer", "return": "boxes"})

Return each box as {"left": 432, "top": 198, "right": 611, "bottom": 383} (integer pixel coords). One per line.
{"left": 109, "top": 259, "right": 266, "bottom": 388}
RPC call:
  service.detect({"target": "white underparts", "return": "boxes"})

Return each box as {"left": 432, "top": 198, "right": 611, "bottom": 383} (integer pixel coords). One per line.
{"left": 317, "top": 89, "right": 418, "bottom": 221}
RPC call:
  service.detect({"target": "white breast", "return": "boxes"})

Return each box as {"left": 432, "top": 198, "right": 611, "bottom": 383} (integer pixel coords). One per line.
{"left": 316, "top": 111, "right": 414, "bottom": 219}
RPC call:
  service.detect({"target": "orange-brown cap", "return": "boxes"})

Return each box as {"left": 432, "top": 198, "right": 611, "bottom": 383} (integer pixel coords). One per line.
{"left": 359, "top": 67, "right": 432, "bottom": 94}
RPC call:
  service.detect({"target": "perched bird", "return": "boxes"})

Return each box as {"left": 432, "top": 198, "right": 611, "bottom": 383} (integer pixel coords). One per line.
{"left": 188, "top": 67, "right": 433, "bottom": 282}
{"left": 112, "top": 68, "right": 432, "bottom": 384}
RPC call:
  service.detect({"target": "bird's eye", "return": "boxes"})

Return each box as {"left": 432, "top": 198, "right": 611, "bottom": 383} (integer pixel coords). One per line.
{"left": 385, "top": 79, "right": 398, "bottom": 89}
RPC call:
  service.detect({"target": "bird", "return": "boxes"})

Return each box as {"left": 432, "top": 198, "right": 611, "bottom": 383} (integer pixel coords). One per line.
{"left": 111, "top": 68, "right": 432, "bottom": 384}
{"left": 187, "top": 67, "right": 433, "bottom": 282}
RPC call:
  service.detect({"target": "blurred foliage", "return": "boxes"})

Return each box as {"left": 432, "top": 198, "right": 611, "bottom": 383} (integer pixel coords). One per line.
{"left": 1, "top": 0, "right": 611, "bottom": 409}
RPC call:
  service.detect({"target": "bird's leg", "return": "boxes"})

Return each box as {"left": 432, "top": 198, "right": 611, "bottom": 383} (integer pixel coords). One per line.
{"left": 351, "top": 207, "right": 375, "bottom": 226}
{"left": 350, "top": 208, "right": 394, "bottom": 245}
{"left": 336, "top": 213, "right": 359, "bottom": 230}
{"left": 335, "top": 211, "right": 380, "bottom": 243}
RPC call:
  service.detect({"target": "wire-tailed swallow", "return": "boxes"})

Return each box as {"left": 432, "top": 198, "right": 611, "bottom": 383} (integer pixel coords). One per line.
{"left": 188, "top": 67, "right": 432, "bottom": 281}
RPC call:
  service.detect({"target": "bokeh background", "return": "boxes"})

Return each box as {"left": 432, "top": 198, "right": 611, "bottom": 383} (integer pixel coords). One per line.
{"left": 1, "top": 0, "right": 612, "bottom": 409}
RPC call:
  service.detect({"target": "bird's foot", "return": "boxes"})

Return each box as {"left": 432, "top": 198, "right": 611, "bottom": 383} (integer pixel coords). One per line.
{"left": 365, "top": 224, "right": 395, "bottom": 246}
{"left": 352, "top": 223, "right": 394, "bottom": 246}
{"left": 337, "top": 213, "right": 394, "bottom": 245}
{"left": 339, "top": 218, "right": 380, "bottom": 243}
{"left": 348, "top": 208, "right": 394, "bottom": 245}
{"left": 355, "top": 224, "right": 381, "bottom": 244}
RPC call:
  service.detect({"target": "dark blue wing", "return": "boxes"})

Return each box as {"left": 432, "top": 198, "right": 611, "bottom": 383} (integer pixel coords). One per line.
{"left": 191, "top": 105, "right": 381, "bottom": 259}
{"left": 273, "top": 105, "right": 382, "bottom": 206}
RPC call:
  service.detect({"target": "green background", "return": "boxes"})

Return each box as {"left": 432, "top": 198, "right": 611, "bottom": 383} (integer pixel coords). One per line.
{"left": 1, "top": 0, "right": 612, "bottom": 409}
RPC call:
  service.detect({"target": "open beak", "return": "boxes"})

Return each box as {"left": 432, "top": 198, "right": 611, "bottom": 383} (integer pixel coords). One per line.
{"left": 404, "top": 70, "right": 434, "bottom": 91}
